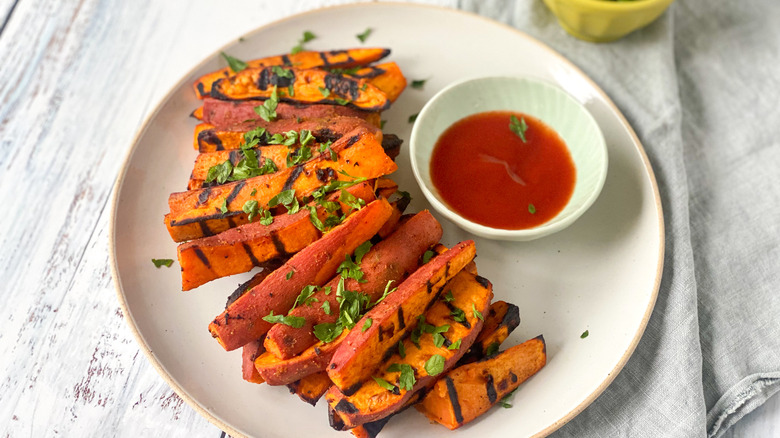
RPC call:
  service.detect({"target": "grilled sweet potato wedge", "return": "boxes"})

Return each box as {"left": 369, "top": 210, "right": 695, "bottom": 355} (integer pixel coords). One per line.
{"left": 209, "top": 198, "right": 394, "bottom": 351}
{"left": 255, "top": 330, "right": 348, "bottom": 386}
{"left": 194, "top": 117, "right": 381, "bottom": 152}
{"left": 415, "top": 336, "right": 547, "bottom": 429}
{"left": 201, "top": 99, "right": 381, "bottom": 129}
{"left": 193, "top": 48, "right": 391, "bottom": 99}
{"left": 327, "top": 240, "right": 477, "bottom": 395}
{"left": 242, "top": 338, "right": 266, "bottom": 384}
{"left": 211, "top": 67, "right": 390, "bottom": 112}
{"left": 178, "top": 182, "right": 376, "bottom": 290}
{"left": 458, "top": 301, "right": 521, "bottom": 364}
{"left": 326, "top": 269, "right": 492, "bottom": 427}
{"left": 187, "top": 145, "right": 291, "bottom": 190}
{"left": 166, "top": 129, "right": 397, "bottom": 242}
{"left": 263, "top": 210, "right": 443, "bottom": 359}
{"left": 349, "top": 62, "right": 407, "bottom": 103}
{"left": 287, "top": 371, "right": 333, "bottom": 406}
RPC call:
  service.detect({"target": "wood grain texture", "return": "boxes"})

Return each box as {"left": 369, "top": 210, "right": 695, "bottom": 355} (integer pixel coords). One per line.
{"left": 1, "top": 0, "right": 778, "bottom": 437}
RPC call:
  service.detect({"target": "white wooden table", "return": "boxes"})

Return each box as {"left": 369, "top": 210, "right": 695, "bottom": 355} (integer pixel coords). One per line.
{"left": 0, "top": 0, "right": 777, "bottom": 436}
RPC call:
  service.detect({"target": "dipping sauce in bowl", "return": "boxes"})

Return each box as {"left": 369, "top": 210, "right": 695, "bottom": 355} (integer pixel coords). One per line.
{"left": 430, "top": 111, "right": 576, "bottom": 230}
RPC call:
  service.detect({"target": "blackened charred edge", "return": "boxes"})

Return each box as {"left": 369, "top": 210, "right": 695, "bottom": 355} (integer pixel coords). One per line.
{"left": 328, "top": 405, "right": 347, "bottom": 431}
{"left": 510, "top": 371, "right": 518, "bottom": 383}
{"left": 257, "top": 68, "right": 271, "bottom": 90}
{"left": 486, "top": 374, "right": 498, "bottom": 404}
{"left": 196, "top": 82, "right": 207, "bottom": 97}
{"left": 444, "top": 261, "right": 450, "bottom": 281}
{"left": 445, "top": 376, "right": 464, "bottom": 425}
{"left": 281, "top": 54, "right": 292, "bottom": 66}
{"left": 198, "top": 129, "right": 225, "bottom": 151}
{"left": 381, "top": 342, "right": 397, "bottom": 362}
{"left": 198, "top": 220, "right": 214, "bottom": 237}
{"left": 397, "top": 307, "right": 405, "bottom": 330}
{"left": 344, "top": 134, "right": 361, "bottom": 148}
{"left": 324, "top": 73, "right": 360, "bottom": 100}
{"left": 319, "top": 52, "right": 332, "bottom": 67}
{"left": 426, "top": 280, "right": 433, "bottom": 294}
{"left": 316, "top": 167, "right": 337, "bottom": 183}
{"left": 189, "top": 108, "right": 200, "bottom": 119}
{"left": 170, "top": 210, "right": 242, "bottom": 227}
{"left": 314, "top": 346, "right": 322, "bottom": 356}
{"left": 360, "top": 415, "right": 392, "bottom": 438}
{"left": 352, "top": 66, "right": 386, "bottom": 79}
{"left": 227, "top": 216, "right": 237, "bottom": 228}
{"left": 196, "top": 187, "right": 212, "bottom": 207}
{"left": 535, "top": 334, "right": 547, "bottom": 355}
{"left": 209, "top": 79, "right": 230, "bottom": 100}
{"left": 381, "top": 134, "right": 403, "bottom": 160}
{"left": 334, "top": 399, "right": 359, "bottom": 414}
{"left": 503, "top": 303, "right": 522, "bottom": 333}
{"left": 286, "top": 381, "right": 300, "bottom": 393}
{"left": 444, "top": 301, "right": 471, "bottom": 329}
{"left": 283, "top": 166, "right": 304, "bottom": 191}
{"left": 342, "top": 381, "right": 363, "bottom": 397}
{"left": 193, "top": 247, "right": 211, "bottom": 269}
{"left": 475, "top": 275, "right": 491, "bottom": 289}
{"left": 315, "top": 128, "right": 340, "bottom": 143}
{"left": 441, "top": 334, "right": 453, "bottom": 348}
{"left": 242, "top": 243, "right": 261, "bottom": 266}
{"left": 328, "top": 49, "right": 348, "bottom": 56}
{"left": 229, "top": 149, "right": 242, "bottom": 164}
{"left": 270, "top": 231, "right": 289, "bottom": 256}
{"left": 225, "top": 180, "right": 247, "bottom": 205}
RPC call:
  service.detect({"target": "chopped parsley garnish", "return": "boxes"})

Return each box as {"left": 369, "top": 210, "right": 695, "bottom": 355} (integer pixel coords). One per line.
{"left": 292, "top": 285, "right": 319, "bottom": 309}
{"left": 286, "top": 146, "right": 312, "bottom": 167}
{"left": 528, "top": 204, "right": 536, "bottom": 214}
{"left": 271, "top": 65, "right": 294, "bottom": 79}
{"left": 337, "top": 241, "right": 372, "bottom": 282}
{"left": 421, "top": 250, "right": 435, "bottom": 264}
{"left": 408, "top": 113, "right": 418, "bottom": 124}
{"left": 387, "top": 363, "right": 415, "bottom": 391}
{"left": 220, "top": 198, "right": 228, "bottom": 214}
{"left": 339, "top": 189, "right": 365, "bottom": 211}
{"left": 334, "top": 97, "right": 350, "bottom": 106}
{"left": 319, "top": 141, "right": 338, "bottom": 161}
{"left": 151, "top": 258, "right": 174, "bottom": 268}
{"left": 250, "top": 188, "right": 257, "bottom": 196}
{"left": 313, "top": 322, "right": 342, "bottom": 343}
{"left": 290, "top": 31, "right": 316, "bottom": 55}
{"left": 258, "top": 208, "right": 273, "bottom": 225}
{"left": 254, "top": 86, "right": 279, "bottom": 122}
{"left": 205, "top": 160, "right": 233, "bottom": 184}
{"left": 221, "top": 52, "right": 248, "bottom": 72}
{"left": 372, "top": 280, "right": 396, "bottom": 307}
{"left": 411, "top": 78, "right": 428, "bottom": 89}
{"left": 356, "top": 28, "right": 372, "bottom": 43}
{"left": 298, "top": 129, "right": 315, "bottom": 147}
{"left": 485, "top": 341, "right": 500, "bottom": 357}
{"left": 448, "top": 339, "right": 462, "bottom": 350}
{"left": 321, "top": 301, "right": 331, "bottom": 315}
{"left": 498, "top": 388, "right": 519, "bottom": 408}
{"left": 362, "top": 317, "right": 373, "bottom": 332}
{"left": 268, "top": 189, "right": 300, "bottom": 214}
{"left": 262, "top": 311, "right": 305, "bottom": 328}
{"left": 242, "top": 200, "right": 260, "bottom": 221}
{"left": 424, "top": 354, "right": 446, "bottom": 376}
{"left": 318, "top": 86, "right": 331, "bottom": 98}
{"left": 373, "top": 376, "right": 396, "bottom": 391}
{"left": 432, "top": 324, "right": 450, "bottom": 348}
{"left": 509, "top": 115, "right": 528, "bottom": 143}
{"left": 472, "top": 303, "right": 484, "bottom": 321}
{"left": 286, "top": 270, "right": 294, "bottom": 280}
{"left": 450, "top": 307, "right": 466, "bottom": 323}
{"left": 443, "top": 290, "right": 455, "bottom": 303}
{"left": 581, "top": 330, "right": 589, "bottom": 339}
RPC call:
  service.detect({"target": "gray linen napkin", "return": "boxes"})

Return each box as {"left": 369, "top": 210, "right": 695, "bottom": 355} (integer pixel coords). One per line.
{"left": 454, "top": 0, "right": 780, "bottom": 436}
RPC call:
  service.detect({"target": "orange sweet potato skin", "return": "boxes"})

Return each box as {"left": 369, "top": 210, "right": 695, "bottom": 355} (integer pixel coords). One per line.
{"left": 415, "top": 336, "right": 547, "bottom": 429}
{"left": 177, "top": 182, "right": 376, "bottom": 290}
{"left": 242, "top": 338, "right": 266, "bottom": 384}
{"left": 263, "top": 210, "right": 443, "bottom": 359}
{"left": 193, "top": 48, "right": 390, "bottom": 99}
{"left": 325, "top": 269, "right": 493, "bottom": 427}
{"left": 208, "top": 199, "right": 394, "bottom": 351}
{"left": 327, "top": 240, "right": 477, "bottom": 395}
{"left": 202, "top": 98, "right": 380, "bottom": 129}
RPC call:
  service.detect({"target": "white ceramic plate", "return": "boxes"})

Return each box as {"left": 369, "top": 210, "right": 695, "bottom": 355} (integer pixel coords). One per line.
{"left": 110, "top": 4, "right": 664, "bottom": 438}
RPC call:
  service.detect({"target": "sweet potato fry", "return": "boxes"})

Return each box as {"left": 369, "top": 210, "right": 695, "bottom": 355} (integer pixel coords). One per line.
{"left": 178, "top": 182, "right": 376, "bottom": 290}
{"left": 263, "top": 210, "right": 443, "bottom": 359}
{"left": 202, "top": 99, "right": 381, "bottom": 129}
{"left": 458, "top": 301, "right": 521, "bottom": 364}
{"left": 208, "top": 198, "right": 394, "bottom": 351}
{"left": 327, "top": 240, "right": 477, "bottom": 395}
{"left": 166, "top": 129, "right": 397, "bottom": 242}
{"left": 255, "top": 331, "right": 347, "bottom": 386}
{"left": 415, "top": 336, "right": 547, "bottom": 429}
{"left": 326, "top": 269, "right": 492, "bottom": 428}
{"left": 193, "top": 48, "right": 391, "bottom": 99}
{"left": 349, "top": 62, "right": 407, "bottom": 103}
{"left": 194, "top": 117, "right": 381, "bottom": 152}
{"left": 286, "top": 371, "right": 333, "bottom": 406}
{"left": 211, "top": 67, "right": 390, "bottom": 111}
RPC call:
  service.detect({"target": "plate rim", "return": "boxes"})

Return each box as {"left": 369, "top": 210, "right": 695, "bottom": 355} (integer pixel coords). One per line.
{"left": 109, "top": 3, "right": 665, "bottom": 437}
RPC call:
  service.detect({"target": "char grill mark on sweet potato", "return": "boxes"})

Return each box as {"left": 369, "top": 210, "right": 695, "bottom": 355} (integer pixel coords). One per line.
{"left": 192, "top": 48, "right": 391, "bottom": 99}
{"left": 325, "top": 269, "right": 492, "bottom": 428}
{"left": 188, "top": 145, "right": 290, "bottom": 190}
{"left": 457, "top": 301, "right": 521, "bottom": 364}
{"left": 209, "top": 199, "right": 394, "bottom": 351}
{"left": 326, "top": 241, "right": 478, "bottom": 396}
{"left": 263, "top": 210, "right": 443, "bottom": 360}
{"left": 166, "top": 129, "right": 396, "bottom": 242}
{"left": 415, "top": 336, "right": 547, "bottom": 430}
{"left": 351, "top": 62, "right": 407, "bottom": 103}
{"left": 195, "top": 117, "right": 380, "bottom": 153}
{"left": 178, "top": 182, "right": 376, "bottom": 291}
{"left": 211, "top": 67, "right": 390, "bottom": 112}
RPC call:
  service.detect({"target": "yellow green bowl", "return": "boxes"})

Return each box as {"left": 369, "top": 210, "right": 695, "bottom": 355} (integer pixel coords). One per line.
{"left": 542, "top": 0, "right": 675, "bottom": 42}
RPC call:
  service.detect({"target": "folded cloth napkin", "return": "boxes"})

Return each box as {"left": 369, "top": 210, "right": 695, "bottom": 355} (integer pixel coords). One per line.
{"left": 453, "top": 0, "right": 780, "bottom": 436}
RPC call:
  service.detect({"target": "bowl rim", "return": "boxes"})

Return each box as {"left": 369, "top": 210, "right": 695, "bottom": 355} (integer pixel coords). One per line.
{"left": 551, "top": 0, "right": 673, "bottom": 11}
{"left": 409, "top": 74, "right": 608, "bottom": 241}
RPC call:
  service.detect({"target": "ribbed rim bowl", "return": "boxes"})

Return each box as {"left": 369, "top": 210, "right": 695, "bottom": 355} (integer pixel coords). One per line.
{"left": 409, "top": 76, "right": 608, "bottom": 241}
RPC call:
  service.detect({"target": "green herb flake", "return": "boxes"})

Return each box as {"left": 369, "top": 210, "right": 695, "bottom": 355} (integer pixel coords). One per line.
{"left": 528, "top": 204, "right": 536, "bottom": 214}
{"left": 472, "top": 303, "right": 484, "bottom": 321}
{"left": 443, "top": 290, "right": 454, "bottom": 303}
{"left": 334, "top": 97, "right": 350, "bottom": 106}
{"left": 411, "top": 78, "right": 428, "bottom": 89}
{"left": 321, "top": 301, "right": 331, "bottom": 315}
{"left": 291, "top": 31, "right": 316, "bottom": 55}
{"left": 408, "top": 113, "right": 418, "bottom": 124}
{"left": 250, "top": 188, "right": 257, "bottom": 196}
{"left": 424, "top": 354, "right": 446, "bottom": 376}
{"left": 259, "top": 208, "right": 273, "bottom": 226}
{"left": 242, "top": 200, "right": 259, "bottom": 221}
{"left": 271, "top": 65, "right": 294, "bottom": 79}
{"left": 498, "top": 388, "right": 519, "bottom": 408}
{"left": 581, "top": 330, "right": 589, "bottom": 339}
{"left": 313, "top": 322, "right": 343, "bottom": 343}
{"left": 387, "top": 363, "right": 415, "bottom": 391}
{"left": 286, "top": 270, "right": 294, "bottom": 280}
{"left": 262, "top": 311, "right": 305, "bottom": 328}
{"left": 286, "top": 146, "right": 312, "bottom": 167}
{"left": 151, "top": 258, "right": 174, "bottom": 268}
{"left": 220, "top": 198, "right": 228, "bottom": 214}
{"left": 485, "top": 342, "right": 500, "bottom": 357}
{"left": 448, "top": 339, "right": 462, "bottom": 350}
{"left": 356, "top": 28, "right": 373, "bottom": 43}
{"left": 339, "top": 189, "right": 366, "bottom": 211}
{"left": 373, "top": 280, "right": 397, "bottom": 307}
{"left": 422, "top": 250, "right": 435, "bottom": 264}
{"left": 509, "top": 115, "right": 528, "bottom": 143}
{"left": 221, "top": 52, "right": 248, "bottom": 72}
{"left": 450, "top": 307, "right": 466, "bottom": 323}
{"left": 292, "top": 285, "right": 318, "bottom": 309}
{"left": 373, "top": 376, "right": 396, "bottom": 392}
{"left": 362, "top": 317, "right": 373, "bottom": 332}
{"left": 205, "top": 160, "right": 233, "bottom": 184}
{"left": 254, "top": 86, "right": 279, "bottom": 122}
{"left": 318, "top": 86, "right": 331, "bottom": 98}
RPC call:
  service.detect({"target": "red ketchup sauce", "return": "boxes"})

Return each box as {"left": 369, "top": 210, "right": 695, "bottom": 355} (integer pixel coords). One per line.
{"left": 430, "top": 111, "right": 576, "bottom": 230}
